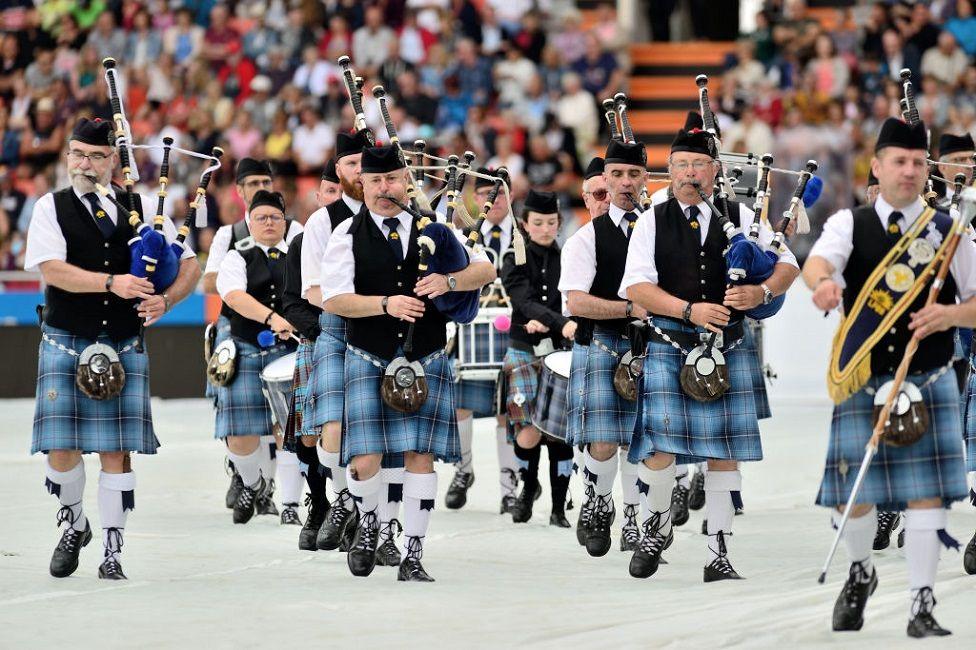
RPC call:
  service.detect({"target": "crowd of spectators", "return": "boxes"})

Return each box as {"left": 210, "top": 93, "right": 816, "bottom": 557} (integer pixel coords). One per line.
{"left": 0, "top": 0, "right": 628, "bottom": 271}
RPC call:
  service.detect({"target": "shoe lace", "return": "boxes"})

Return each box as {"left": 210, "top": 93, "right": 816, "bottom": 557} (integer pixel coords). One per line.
{"left": 501, "top": 468, "right": 519, "bottom": 497}
{"left": 55, "top": 507, "right": 84, "bottom": 552}
{"left": 103, "top": 527, "right": 124, "bottom": 562}
{"left": 672, "top": 484, "right": 689, "bottom": 504}
{"left": 706, "top": 530, "right": 736, "bottom": 574}
{"left": 282, "top": 507, "right": 301, "bottom": 524}
{"left": 911, "top": 586, "right": 937, "bottom": 618}
{"left": 580, "top": 485, "right": 596, "bottom": 527}
{"left": 354, "top": 511, "right": 379, "bottom": 551}
{"left": 591, "top": 494, "right": 614, "bottom": 531}
{"left": 262, "top": 478, "right": 276, "bottom": 499}
{"left": 237, "top": 484, "right": 257, "bottom": 509}
{"left": 637, "top": 510, "right": 670, "bottom": 555}
{"left": 621, "top": 504, "right": 640, "bottom": 544}
{"left": 101, "top": 557, "right": 123, "bottom": 576}
{"left": 224, "top": 456, "right": 234, "bottom": 477}
{"left": 842, "top": 560, "right": 871, "bottom": 607}
{"left": 55, "top": 503, "right": 83, "bottom": 530}
{"left": 450, "top": 470, "right": 472, "bottom": 490}
{"left": 878, "top": 511, "right": 898, "bottom": 531}
{"left": 328, "top": 489, "right": 353, "bottom": 526}
{"left": 405, "top": 535, "right": 425, "bottom": 561}
{"left": 379, "top": 518, "right": 403, "bottom": 544}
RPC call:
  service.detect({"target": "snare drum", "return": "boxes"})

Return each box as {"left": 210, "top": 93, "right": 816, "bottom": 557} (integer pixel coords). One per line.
{"left": 531, "top": 350, "right": 572, "bottom": 441}
{"left": 260, "top": 352, "right": 296, "bottom": 429}
{"left": 456, "top": 307, "right": 510, "bottom": 381}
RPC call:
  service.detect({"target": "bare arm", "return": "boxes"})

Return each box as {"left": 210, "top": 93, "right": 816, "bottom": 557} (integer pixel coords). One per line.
{"left": 202, "top": 271, "right": 218, "bottom": 294}
{"left": 224, "top": 288, "right": 294, "bottom": 334}
{"left": 414, "top": 261, "right": 496, "bottom": 299}
{"left": 801, "top": 255, "right": 835, "bottom": 290}
{"left": 305, "top": 285, "right": 323, "bottom": 309}
{"left": 39, "top": 259, "right": 154, "bottom": 300}
{"left": 802, "top": 255, "right": 843, "bottom": 312}
{"left": 566, "top": 289, "right": 646, "bottom": 320}
{"left": 325, "top": 294, "right": 387, "bottom": 319}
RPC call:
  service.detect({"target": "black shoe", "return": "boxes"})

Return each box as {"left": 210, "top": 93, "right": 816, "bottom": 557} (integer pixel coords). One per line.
{"left": 316, "top": 490, "right": 355, "bottom": 550}
{"left": 375, "top": 519, "right": 403, "bottom": 567}
{"left": 49, "top": 512, "right": 92, "bottom": 578}
{"left": 444, "top": 469, "right": 474, "bottom": 510}
{"left": 499, "top": 494, "right": 516, "bottom": 515}
{"left": 256, "top": 480, "right": 278, "bottom": 516}
{"left": 897, "top": 527, "right": 906, "bottom": 549}
{"left": 225, "top": 470, "right": 243, "bottom": 510}
{"left": 671, "top": 483, "right": 690, "bottom": 527}
{"left": 873, "top": 511, "right": 900, "bottom": 551}
{"left": 629, "top": 511, "right": 672, "bottom": 579}
{"left": 347, "top": 511, "right": 379, "bottom": 577}
{"left": 550, "top": 511, "right": 571, "bottom": 527}
{"left": 299, "top": 493, "right": 327, "bottom": 551}
{"left": 701, "top": 519, "right": 707, "bottom": 535}
{"left": 280, "top": 504, "right": 302, "bottom": 526}
{"left": 703, "top": 531, "right": 744, "bottom": 582}
{"left": 584, "top": 494, "right": 615, "bottom": 557}
{"left": 832, "top": 561, "right": 877, "bottom": 631}
{"left": 964, "top": 530, "right": 976, "bottom": 575}
{"left": 511, "top": 481, "right": 537, "bottom": 523}
{"left": 906, "top": 587, "right": 951, "bottom": 638}
{"left": 97, "top": 557, "right": 127, "bottom": 580}
{"left": 566, "top": 495, "right": 574, "bottom": 511}
{"left": 233, "top": 478, "right": 265, "bottom": 524}
{"left": 576, "top": 485, "right": 595, "bottom": 546}
{"left": 397, "top": 537, "right": 435, "bottom": 582}
{"left": 688, "top": 470, "right": 705, "bottom": 510}
{"left": 534, "top": 483, "right": 542, "bottom": 501}
{"left": 339, "top": 509, "right": 358, "bottom": 552}
{"left": 620, "top": 504, "right": 641, "bottom": 552}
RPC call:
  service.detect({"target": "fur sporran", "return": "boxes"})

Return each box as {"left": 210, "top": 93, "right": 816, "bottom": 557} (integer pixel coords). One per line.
{"left": 381, "top": 357, "right": 429, "bottom": 414}
{"left": 76, "top": 343, "right": 126, "bottom": 400}
{"left": 679, "top": 344, "right": 730, "bottom": 402}
{"left": 613, "top": 350, "right": 643, "bottom": 402}
{"left": 872, "top": 380, "right": 929, "bottom": 447}
{"left": 207, "top": 339, "right": 238, "bottom": 387}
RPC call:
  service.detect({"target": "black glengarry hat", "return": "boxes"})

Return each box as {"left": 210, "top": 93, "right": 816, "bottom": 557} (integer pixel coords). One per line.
{"left": 938, "top": 132, "right": 975, "bottom": 158}
{"left": 70, "top": 118, "right": 113, "bottom": 147}
{"left": 875, "top": 118, "right": 928, "bottom": 152}
{"left": 605, "top": 140, "right": 647, "bottom": 167}
{"left": 321, "top": 157, "right": 338, "bottom": 183}
{"left": 236, "top": 157, "right": 274, "bottom": 184}
{"left": 584, "top": 157, "right": 604, "bottom": 180}
{"left": 474, "top": 166, "right": 496, "bottom": 189}
{"left": 522, "top": 189, "right": 558, "bottom": 215}
{"left": 249, "top": 189, "right": 286, "bottom": 213}
{"left": 670, "top": 128, "right": 717, "bottom": 158}
{"left": 335, "top": 129, "right": 372, "bottom": 160}
{"left": 360, "top": 145, "right": 406, "bottom": 174}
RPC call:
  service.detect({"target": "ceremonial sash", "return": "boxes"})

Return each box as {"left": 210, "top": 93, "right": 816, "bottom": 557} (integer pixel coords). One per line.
{"left": 827, "top": 207, "right": 951, "bottom": 403}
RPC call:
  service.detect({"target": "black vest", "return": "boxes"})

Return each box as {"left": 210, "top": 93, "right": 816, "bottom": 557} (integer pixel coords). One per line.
{"left": 842, "top": 205, "right": 957, "bottom": 375}
{"left": 280, "top": 233, "right": 321, "bottom": 340}
{"left": 327, "top": 196, "right": 356, "bottom": 231}
{"left": 576, "top": 212, "right": 633, "bottom": 344}
{"left": 654, "top": 198, "right": 743, "bottom": 319}
{"left": 219, "top": 216, "right": 296, "bottom": 319}
{"left": 346, "top": 210, "right": 447, "bottom": 360}
{"left": 43, "top": 188, "right": 144, "bottom": 340}
{"left": 506, "top": 241, "right": 564, "bottom": 347}
{"left": 229, "top": 244, "right": 287, "bottom": 346}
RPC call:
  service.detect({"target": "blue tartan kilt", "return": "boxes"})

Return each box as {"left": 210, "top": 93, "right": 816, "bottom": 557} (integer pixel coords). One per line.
{"left": 742, "top": 319, "right": 771, "bottom": 420}
{"left": 502, "top": 348, "right": 540, "bottom": 430}
{"left": 565, "top": 342, "right": 588, "bottom": 444}
{"left": 569, "top": 330, "right": 638, "bottom": 446}
{"left": 966, "top": 360, "right": 976, "bottom": 473}
{"left": 342, "top": 345, "right": 460, "bottom": 464}
{"left": 32, "top": 325, "right": 158, "bottom": 455}
{"left": 816, "top": 369, "right": 968, "bottom": 511}
{"left": 214, "top": 339, "right": 291, "bottom": 439}
{"left": 283, "top": 340, "right": 316, "bottom": 451}
{"left": 204, "top": 315, "right": 231, "bottom": 402}
{"left": 455, "top": 378, "right": 500, "bottom": 417}
{"left": 628, "top": 321, "right": 762, "bottom": 465}
{"left": 306, "top": 312, "right": 347, "bottom": 429}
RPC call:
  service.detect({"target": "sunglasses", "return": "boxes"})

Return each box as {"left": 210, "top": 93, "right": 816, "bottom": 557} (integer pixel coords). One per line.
{"left": 585, "top": 189, "right": 608, "bottom": 201}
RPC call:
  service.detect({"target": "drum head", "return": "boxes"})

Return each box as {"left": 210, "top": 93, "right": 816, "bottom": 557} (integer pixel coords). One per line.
{"left": 544, "top": 350, "right": 573, "bottom": 377}
{"left": 261, "top": 352, "right": 297, "bottom": 383}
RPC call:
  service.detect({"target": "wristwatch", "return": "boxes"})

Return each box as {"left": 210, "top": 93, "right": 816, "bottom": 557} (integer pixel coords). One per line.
{"left": 760, "top": 283, "right": 773, "bottom": 305}
{"left": 446, "top": 274, "right": 457, "bottom": 291}
{"left": 381, "top": 296, "right": 390, "bottom": 314}
{"left": 104, "top": 274, "right": 114, "bottom": 292}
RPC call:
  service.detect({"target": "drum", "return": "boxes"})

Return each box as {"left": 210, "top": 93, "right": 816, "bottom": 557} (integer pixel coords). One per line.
{"left": 531, "top": 350, "right": 572, "bottom": 441}
{"left": 260, "top": 352, "right": 296, "bottom": 429}
{"left": 455, "top": 307, "right": 510, "bottom": 381}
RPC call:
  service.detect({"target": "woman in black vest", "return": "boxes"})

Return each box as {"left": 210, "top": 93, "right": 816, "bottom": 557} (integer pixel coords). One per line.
{"left": 501, "top": 190, "right": 577, "bottom": 527}
{"left": 322, "top": 145, "right": 495, "bottom": 582}
{"left": 216, "top": 190, "right": 297, "bottom": 525}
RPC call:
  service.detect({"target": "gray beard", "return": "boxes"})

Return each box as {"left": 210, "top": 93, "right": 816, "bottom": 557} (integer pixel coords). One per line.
{"left": 69, "top": 172, "right": 103, "bottom": 195}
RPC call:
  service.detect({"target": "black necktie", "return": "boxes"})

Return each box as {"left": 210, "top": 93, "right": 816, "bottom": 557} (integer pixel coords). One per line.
{"left": 686, "top": 205, "right": 701, "bottom": 237}
{"left": 489, "top": 224, "right": 503, "bottom": 258}
{"left": 84, "top": 192, "right": 115, "bottom": 239}
{"left": 887, "top": 211, "right": 903, "bottom": 243}
{"left": 622, "top": 212, "right": 638, "bottom": 240}
{"left": 383, "top": 217, "right": 404, "bottom": 263}
{"left": 266, "top": 247, "right": 283, "bottom": 272}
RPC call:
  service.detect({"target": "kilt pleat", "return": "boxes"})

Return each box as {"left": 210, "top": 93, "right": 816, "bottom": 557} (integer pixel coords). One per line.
{"left": 565, "top": 342, "right": 588, "bottom": 444}
{"left": 306, "top": 312, "right": 347, "bottom": 428}
{"left": 342, "top": 345, "right": 459, "bottom": 464}
{"left": 742, "top": 319, "right": 771, "bottom": 420}
{"left": 817, "top": 369, "right": 968, "bottom": 511}
{"left": 963, "top": 354, "right": 976, "bottom": 473}
{"left": 32, "top": 325, "right": 158, "bottom": 455}
{"left": 502, "top": 348, "right": 540, "bottom": 429}
{"left": 569, "top": 330, "right": 637, "bottom": 446}
{"left": 214, "top": 339, "right": 291, "bottom": 439}
{"left": 628, "top": 321, "right": 762, "bottom": 465}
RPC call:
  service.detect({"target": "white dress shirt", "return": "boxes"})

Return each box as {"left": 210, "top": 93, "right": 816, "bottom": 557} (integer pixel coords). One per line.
{"left": 205, "top": 215, "right": 303, "bottom": 275}
{"left": 25, "top": 190, "right": 195, "bottom": 271}
{"left": 216, "top": 239, "right": 289, "bottom": 299}
{"left": 808, "top": 195, "right": 976, "bottom": 300}
{"left": 322, "top": 210, "right": 489, "bottom": 303}
{"left": 300, "top": 194, "right": 362, "bottom": 298}
{"left": 619, "top": 196, "right": 798, "bottom": 298}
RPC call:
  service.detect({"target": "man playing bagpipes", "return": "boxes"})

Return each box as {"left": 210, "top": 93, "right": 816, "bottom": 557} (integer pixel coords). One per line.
{"left": 621, "top": 126, "right": 799, "bottom": 582}
{"left": 804, "top": 118, "right": 976, "bottom": 637}
{"left": 322, "top": 145, "right": 495, "bottom": 582}
{"left": 215, "top": 190, "right": 298, "bottom": 525}
{"left": 203, "top": 157, "right": 303, "bottom": 516}
{"left": 24, "top": 117, "right": 201, "bottom": 579}
{"left": 500, "top": 190, "right": 577, "bottom": 527}
{"left": 445, "top": 167, "right": 522, "bottom": 515}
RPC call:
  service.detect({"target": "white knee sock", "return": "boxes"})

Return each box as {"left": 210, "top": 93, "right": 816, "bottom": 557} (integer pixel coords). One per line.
{"left": 378, "top": 466, "right": 405, "bottom": 527}
{"left": 258, "top": 435, "right": 277, "bottom": 484}
{"left": 677, "top": 464, "right": 692, "bottom": 489}
{"left": 227, "top": 447, "right": 263, "bottom": 489}
{"left": 619, "top": 451, "right": 640, "bottom": 510}
{"left": 98, "top": 471, "right": 135, "bottom": 561}
{"left": 637, "top": 462, "right": 675, "bottom": 536}
{"left": 456, "top": 416, "right": 474, "bottom": 473}
{"left": 831, "top": 506, "right": 876, "bottom": 581}
{"left": 583, "top": 447, "right": 618, "bottom": 498}
{"left": 904, "top": 508, "right": 946, "bottom": 616}
{"left": 45, "top": 459, "right": 88, "bottom": 531}
{"left": 705, "top": 470, "right": 741, "bottom": 562}
{"left": 496, "top": 425, "right": 519, "bottom": 498}
{"left": 346, "top": 468, "right": 381, "bottom": 517}
{"left": 277, "top": 450, "right": 303, "bottom": 507}
{"left": 317, "top": 445, "right": 348, "bottom": 497}
{"left": 403, "top": 471, "right": 438, "bottom": 550}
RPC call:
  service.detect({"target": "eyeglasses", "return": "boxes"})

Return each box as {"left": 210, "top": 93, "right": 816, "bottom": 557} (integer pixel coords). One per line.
{"left": 584, "top": 189, "right": 608, "bottom": 201}
{"left": 68, "top": 150, "right": 109, "bottom": 162}
{"left": 243, "top": 178, "right": 274, "bottom": 189}
{"left": 670, "top": 161, "right": 715, "bottom": 172}
{"left": 251, "top": 214, "right": 285, "bottom": 224}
